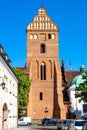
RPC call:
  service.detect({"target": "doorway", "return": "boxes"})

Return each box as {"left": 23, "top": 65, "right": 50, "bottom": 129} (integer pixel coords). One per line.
{"left": 2, "top": 103, "right": 8, "bottom": 130}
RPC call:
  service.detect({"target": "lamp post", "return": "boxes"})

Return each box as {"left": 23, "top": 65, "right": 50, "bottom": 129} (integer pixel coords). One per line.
{"left": 0, "top": 77, "right": 5, "bottom": 89}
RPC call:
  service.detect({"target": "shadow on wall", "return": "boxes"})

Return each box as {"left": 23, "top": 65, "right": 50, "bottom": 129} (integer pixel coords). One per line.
{"left": 53, "top": 64, "right": 60, "bottom": 119}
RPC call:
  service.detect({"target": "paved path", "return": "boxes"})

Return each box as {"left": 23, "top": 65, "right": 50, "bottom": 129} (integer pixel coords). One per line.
{"left": 11, "top": 126, "right": 29, "bottom": 130}
{"left": 11, "top": 125, "right": 57, "bottom": 130}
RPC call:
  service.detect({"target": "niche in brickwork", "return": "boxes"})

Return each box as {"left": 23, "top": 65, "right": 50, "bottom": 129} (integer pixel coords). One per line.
{"left": 49, "top": 60, "right": 52, "bottom": 78}
{"left": 36, "top": 60, "right": 39, "bottom": 79}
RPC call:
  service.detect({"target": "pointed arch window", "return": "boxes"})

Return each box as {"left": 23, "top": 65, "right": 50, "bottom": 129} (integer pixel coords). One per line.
{"left": 40, "top": 63, "right": 46, "bottom": 80}
{"left": 40, "top": 44, "right": 46, "bottom": 53}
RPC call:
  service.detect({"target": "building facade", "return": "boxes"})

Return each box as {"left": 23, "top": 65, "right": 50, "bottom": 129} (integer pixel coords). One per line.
{"left": 69, "top": 65, "right": 86, "bottom": 118}
{"left": 0, "top": 45, "right": 18, "bottom": 130}
{"left": 25, "top": 7, "right": 66, "bottom": 119}
{"left": 16, "top": 7, "right": 87, "bottom": 120}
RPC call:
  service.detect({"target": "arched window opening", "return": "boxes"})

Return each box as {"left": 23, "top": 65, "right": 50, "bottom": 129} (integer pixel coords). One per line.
{"left": 44, "top": 65, "right": 46, "bottom": 80}
{"left": 48, "top": 34, "right": 51, "bottom": 39}
{"left": 30, "top": 34, "right": 33, "bottom": 39}
{"left": 40, "top": 63, "right": 46, "bottom": 80}
{"left": 40, "top": 44, "right": 46, "bottom": 53}
{"left": 40, "top": 92, "right": 43, "bottom": 100}
{"left": 34, "top": 34, "right": 38, "bottom": 39}
{"left": 52, "top": 34, "right": 55, "bottom": 39}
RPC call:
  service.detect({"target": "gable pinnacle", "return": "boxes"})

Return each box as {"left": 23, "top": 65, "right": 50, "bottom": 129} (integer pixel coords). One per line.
{"left": 40, "top": 0, "right": 45, "bottom": 8}
{"left": 69, "top": 60, "right": 72, "bottom": 71}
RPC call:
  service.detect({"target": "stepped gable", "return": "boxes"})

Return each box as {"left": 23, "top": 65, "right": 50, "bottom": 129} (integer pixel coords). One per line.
{"left": 27, "top": 7, "right": 58, "bottom": 30}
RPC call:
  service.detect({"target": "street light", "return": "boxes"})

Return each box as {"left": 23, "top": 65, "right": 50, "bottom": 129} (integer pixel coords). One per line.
{"left": 0, "top": 77, "right": 5, "bottom": 89}
{"left": 0, "top": 82, "right": 5, "bottom": 89}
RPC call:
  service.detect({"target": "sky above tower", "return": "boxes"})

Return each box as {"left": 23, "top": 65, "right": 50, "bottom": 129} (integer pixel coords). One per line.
{"left": 0, "top": 0, "right": 87, "bottom": 70}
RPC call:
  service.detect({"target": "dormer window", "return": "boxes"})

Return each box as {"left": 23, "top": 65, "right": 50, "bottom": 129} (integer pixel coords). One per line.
{"left": 1, "top": 48, "right": 3, "bottom": 53}
{"left": 40, "top": 44, "right": 46, "bottom": 53}
{"left": 5, "top": 55, "right": 8, "bottom": 60}
{"left": 3, "top": 53, "right": 8, "bottom": 60}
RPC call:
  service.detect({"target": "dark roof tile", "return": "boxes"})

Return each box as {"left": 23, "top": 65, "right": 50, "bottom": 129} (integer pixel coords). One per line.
{"left": 65, "top": 71, "right": 79, "bottom": 86}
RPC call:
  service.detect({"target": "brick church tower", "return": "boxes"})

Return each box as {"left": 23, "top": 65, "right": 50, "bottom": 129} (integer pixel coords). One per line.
{"left": 26, "top": 7, "right": 66, "bottom": 119}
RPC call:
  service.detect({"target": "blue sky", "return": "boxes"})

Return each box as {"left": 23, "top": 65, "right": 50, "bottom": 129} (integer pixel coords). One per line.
{"left": 0, "top": 0, "right": 87, "bottom": 70}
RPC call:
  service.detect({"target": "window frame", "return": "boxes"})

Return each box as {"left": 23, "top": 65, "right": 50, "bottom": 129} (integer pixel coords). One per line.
{"left": 40, "top": 43, "right": 46, "bottom": 53}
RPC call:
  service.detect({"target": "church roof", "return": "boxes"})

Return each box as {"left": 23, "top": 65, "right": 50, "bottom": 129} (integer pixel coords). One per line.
{"left": 27, "top": 7, "right": 58, "bottom": 30}
{"left": 69, "top": 65, "right": 86, "bottom": 90}
{"left": 65, "top": 71, "right": 79, "bottom": 86}
{"left": 61, "top": 61, "right": 87, "bottom": 88}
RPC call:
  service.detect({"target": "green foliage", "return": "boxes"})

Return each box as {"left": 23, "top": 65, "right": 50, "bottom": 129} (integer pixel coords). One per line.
{"left": 75, "top": 75, "right": 87, "bottom": 103}
{"left": 13, "top": 68, "right": 31, "bottom": 116}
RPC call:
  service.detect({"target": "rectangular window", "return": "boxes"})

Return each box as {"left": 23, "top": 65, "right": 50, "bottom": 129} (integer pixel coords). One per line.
{"left": 40, "top": 92, "right": 43, "bottom": 100}
{"left": 48, "top": 34, "right": 51, "bottom": 39}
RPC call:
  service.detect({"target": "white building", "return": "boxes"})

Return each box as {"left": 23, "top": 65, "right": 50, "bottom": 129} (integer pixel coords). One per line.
{"left": 0, "top": 45, "right": 18, "bottom": 130}
{"left": 69, "top": 65, "right": 86, "bottom": 118}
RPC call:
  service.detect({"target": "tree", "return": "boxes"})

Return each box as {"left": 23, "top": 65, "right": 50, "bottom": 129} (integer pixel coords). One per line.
{"left": 13, "top": 68, "right": 31, "bottom": 116}
{"left": 75, "top": 75, "right": 87, "bottom": 103}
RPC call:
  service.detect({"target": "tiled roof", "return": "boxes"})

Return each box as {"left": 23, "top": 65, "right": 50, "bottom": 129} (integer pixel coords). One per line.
{"left": 0, "top": 44, "right": 18, "bottom": 81}
{"left": 65, "top": 71, "right": 79, "bottom": 86}
{"left": 16, "top": 67, "right": 26, "bottom": 71}
{"left": 16, "top": 67, "right": 29, "bottom": 75}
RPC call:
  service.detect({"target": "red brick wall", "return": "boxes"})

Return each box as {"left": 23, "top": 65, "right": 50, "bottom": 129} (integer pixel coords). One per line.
{"left": 26, "top": 8, "right": 66, "bottom": 119}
